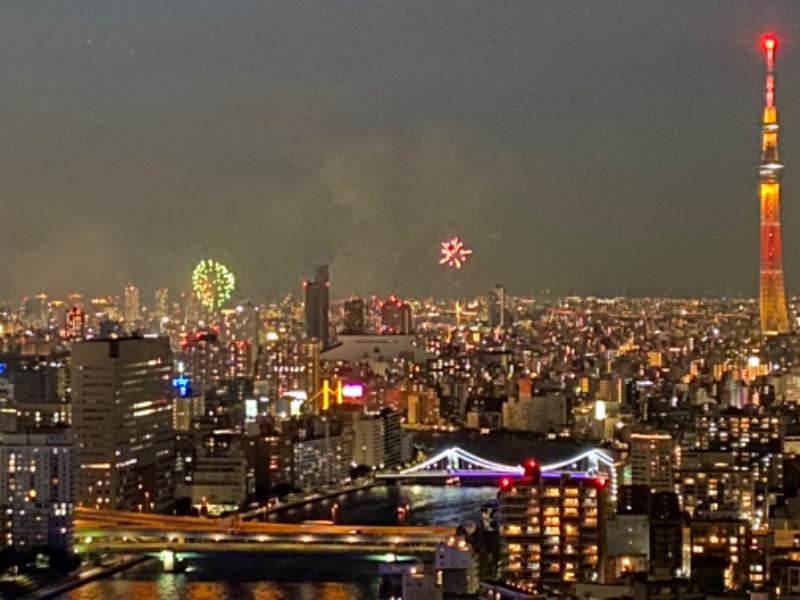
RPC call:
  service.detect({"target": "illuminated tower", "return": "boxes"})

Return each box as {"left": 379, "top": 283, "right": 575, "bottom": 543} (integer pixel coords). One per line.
{"left": 759, "top": 34, "right": 790, "bottom": 335}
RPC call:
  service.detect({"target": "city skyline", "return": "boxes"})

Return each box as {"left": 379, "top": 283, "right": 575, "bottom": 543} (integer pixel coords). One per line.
{"left": 1, "top": 3, "right": 799, "bottom": 300}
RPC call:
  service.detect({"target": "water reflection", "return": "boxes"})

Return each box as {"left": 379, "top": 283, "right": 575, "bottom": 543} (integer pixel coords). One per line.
{"left": 268, "top": 484, "right": 497, "bottom": 526}
{"left": 60, "top": 485, "right": 497, "bottom": 600}
{"left": 60, "top": 555, "right": 378, "bottom": 599}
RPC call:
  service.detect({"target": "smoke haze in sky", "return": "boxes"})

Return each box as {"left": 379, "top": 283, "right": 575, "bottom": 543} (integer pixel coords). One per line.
{"left": 0, "top": 1, "right": 799, "bottom": 300}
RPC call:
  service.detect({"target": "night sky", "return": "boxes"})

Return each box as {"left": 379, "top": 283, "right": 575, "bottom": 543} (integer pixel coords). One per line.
{"left": 1, "top": 1, "right": 799, "bottom": 300}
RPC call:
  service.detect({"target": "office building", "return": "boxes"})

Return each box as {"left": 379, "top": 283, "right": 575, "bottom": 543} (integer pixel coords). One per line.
{"left": 380, "top": 296, "right": 413, "bottom": 334}
{"left": 304, "top": 339, "right": 321, "bottom": 411}
{"left": 124, "top": 284, "right": 140, "bottom": 324}
{"left": 72, "top": 337, "right": 175, "bottom": 512}
{"left": 489, "top": 284, "right": 506, "bottom": 328}
{"left": 303, "top": 265, "right": 330, "bottom": 349}
{"left": 186, "top": 433, "right": 251, "bottom": 515}
{"left": 0, "top": 351, "right": 71, "bottom": 427}
{"left": 343, "top": 297, "right": 366, "bottom": 334}
{"left": 381, "top": 408, "right": 402, "bottom": 468}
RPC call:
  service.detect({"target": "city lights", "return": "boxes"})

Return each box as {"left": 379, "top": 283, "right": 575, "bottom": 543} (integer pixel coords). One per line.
{"left": 2, "top": 8, "right": 798, "bottom": 599}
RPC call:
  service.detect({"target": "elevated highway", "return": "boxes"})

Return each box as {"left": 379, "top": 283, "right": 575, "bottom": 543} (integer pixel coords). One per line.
{"left": 75, "top": 508, "right": 454, "bottom": 557}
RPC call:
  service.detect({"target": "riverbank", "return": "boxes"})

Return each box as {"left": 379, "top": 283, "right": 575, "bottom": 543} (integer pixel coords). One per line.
{"left": 271, "top": 481, "right": 380, "bottom": 512}
{"left": 241, "top": 480, "right": 381, "bottom": 521}
{"left": 28, "top": 555, "right": 152, "bottom": 600}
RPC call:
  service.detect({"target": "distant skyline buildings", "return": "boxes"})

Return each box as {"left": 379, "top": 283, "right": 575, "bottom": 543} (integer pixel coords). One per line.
{"left": 343, "top": 297, "right": 366, "bottom": 335}
{"left": 124, "top": 283, "right": 140, "bottom": 324}
{"left": 380, "top": 295, "right": 413, "bottom": 335}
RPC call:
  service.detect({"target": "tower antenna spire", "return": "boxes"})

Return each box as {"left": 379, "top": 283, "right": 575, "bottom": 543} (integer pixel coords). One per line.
{"left": 759, "top": 33, "right": 790, "bottom": 335}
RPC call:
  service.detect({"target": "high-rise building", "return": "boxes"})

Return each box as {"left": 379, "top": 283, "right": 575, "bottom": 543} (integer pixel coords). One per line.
{"left": 690, "top": 507, "right": 753, "bottom": 591}
{"left": 677, "top": 450, "right": 754, "bottom": 520}
{"left": 304, "top": 339, "right": 321, "bottom": 411}
{"left": 488, "top": 284, "right": 506, "bottom": 329}
{"left": 178, "top": 331, "right": 222, "bottom": 395}
{"left": 498, "top": 462, "right": 605, "bottom": 592}
{"left": 155, "top": 288, "right": 169, "bottom": 323}
{"left": 0, "top": 351, "right": 72, "bottom": 427}
{"left": 758, "top": 35, "right": 790, "bottom": 335}
{"left": 303, "top": 265, "right": 330, "bottom": 349}
{"left": 606, "top": 485, "right": 650, "bottom": 578}
{"left": 65, "top": 306, "right": 85, "bottom": 341}
{"left": 353, "top": 415, "right": 385, "bottom": 467}
{"left": 380, "top": 296, "right": 413, "bottom": 334}
{"left": 187, "top": 433, "right": 252, "bottom": 514}
{"left": 32, "top": 293, "right": 49, "bottom": 329}
{"left": 694, "top": 409, "right": 782, "bottom": 528}
{"left": 381, "top": 408, "right": 402, "bottom": 468}
{"left": 0, "top": 427, "right": 73, "bottom": 550}
{"left": 649, "top": 491, "right": 683, "bottom": 578}
{"left": 290, "top": 418, "right": 352, "bottom": 490}
{"left": 343, "top": 297, "right": 366, "bottom": 334}
{"left": 72, "top": 337, "right": 175, "bottom": 512}
{"left": 629, "top": 432, "right": 673, "bottom": 492}
{"left": 124, "top": 284, "right": 141, "bottom": 324}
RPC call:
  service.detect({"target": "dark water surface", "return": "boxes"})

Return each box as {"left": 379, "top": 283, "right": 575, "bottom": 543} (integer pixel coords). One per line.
{"left": 59, "top": 484, "right": 498, "bottom": 600}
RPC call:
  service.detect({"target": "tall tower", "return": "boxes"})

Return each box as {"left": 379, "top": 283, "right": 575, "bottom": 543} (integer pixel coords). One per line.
{"left": 303, "top": 265, "right": 330, "bottom": 349}
{"left": 759, "top": 34, "right": 791, "bottom": 335}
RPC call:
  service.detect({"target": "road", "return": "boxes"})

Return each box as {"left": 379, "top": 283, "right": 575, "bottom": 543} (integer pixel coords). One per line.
{"left": 75, "top": 508, "right": 454, "bottom": 556}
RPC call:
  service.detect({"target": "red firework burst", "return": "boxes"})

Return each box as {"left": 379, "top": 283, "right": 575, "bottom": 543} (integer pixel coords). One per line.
{"left": 439, "top": 237, "right": 473, "bottom": 269}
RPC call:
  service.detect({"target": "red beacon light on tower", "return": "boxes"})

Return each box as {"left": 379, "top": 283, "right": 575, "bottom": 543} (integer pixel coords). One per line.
{"left": 764, "top": 34, "right": 778, "bottom": 53}
{"left": 523, "top": 458, "right": 541, "bottom": 483}
{"left": 500, "top": 477, "right": 512, "bottom": 491}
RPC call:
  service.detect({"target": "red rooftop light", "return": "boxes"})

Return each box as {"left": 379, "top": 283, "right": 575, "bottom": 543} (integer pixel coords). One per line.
{"left": 764, "top": 34, "right": 778, "bottom": 52}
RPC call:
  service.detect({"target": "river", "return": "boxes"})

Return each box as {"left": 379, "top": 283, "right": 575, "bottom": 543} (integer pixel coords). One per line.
{"left": 57, "top": 484, "right": 499, "bottom": 600}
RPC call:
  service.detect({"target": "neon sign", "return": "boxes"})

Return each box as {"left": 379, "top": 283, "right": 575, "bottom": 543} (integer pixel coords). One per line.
{"left": 172, "top": 376, "right": 191, "bottom": 397}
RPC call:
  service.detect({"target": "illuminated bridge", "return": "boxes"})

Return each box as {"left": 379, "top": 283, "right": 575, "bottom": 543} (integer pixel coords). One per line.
{"left": 378, "top": 446, "right": 617, "bottom": 491}
{"left": 75, "top": 509, "right": 453, "bottom": 560}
